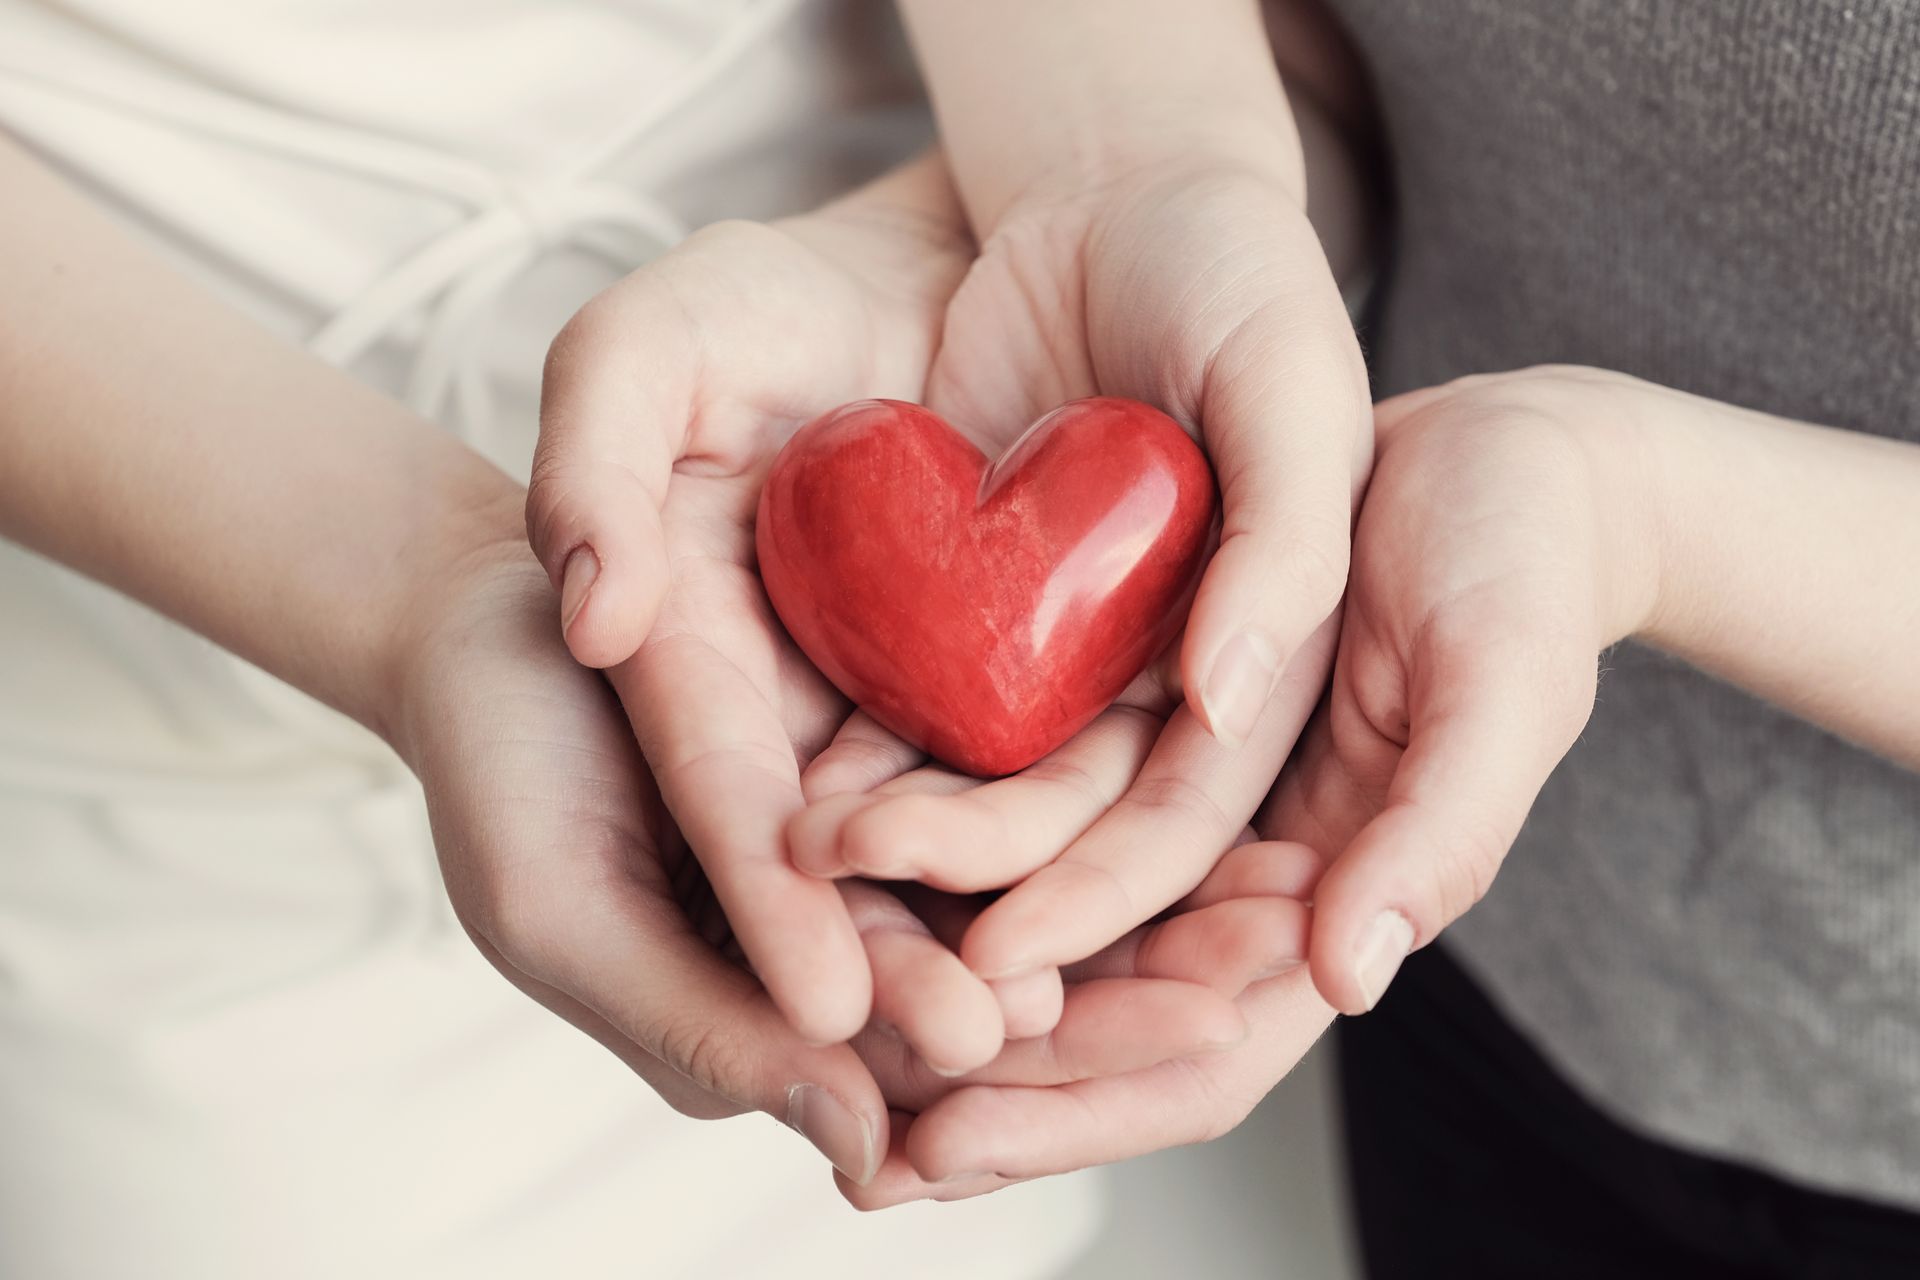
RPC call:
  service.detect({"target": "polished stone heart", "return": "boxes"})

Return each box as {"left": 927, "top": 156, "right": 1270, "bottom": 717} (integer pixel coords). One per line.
{"left": 756, "top": 397, "right": 1217, "bottom": 777}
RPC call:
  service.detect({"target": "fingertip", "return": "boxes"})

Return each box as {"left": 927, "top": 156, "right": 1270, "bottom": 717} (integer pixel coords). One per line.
{"left": 959, "top": 927, "right": 1036, "bottom": 986}
{"left": 960, "top": 861, "right": 1115, "bottom": 980}
{"left": 800, "top": 759, "right": 865, "bottom": 805}
{"left": 1181, "top": 840, "right": 1327, "bottom": 910}
{"left": 1137, "top": 897, "right": 1310, "bottom": 997}
{"left": 865, "top": 931, "right": 1005, "bottom": 1078}
{"left": 802, "top": 714, "right": 926, "bottom": 802}
{"left": 1190, "top": 626, "right": 1282, "bottom": 751}
{"left": 840, "top": 795, "right": 938, "bottom": 879}
{"left": 992, "top": 966, "right": 1065, "bottom": 1040}
{"left": 772, "top": 952, "right": 875, "bottom": 1049}
{"left": 1303, "top": 861, "right": 1376, "bottom": 1015}
{"left": 786, "top": 1078, "right": 887, "bottom": 1186}
{"left": 1201, "top": 1001, "right": 1252, "bottom": 1052}
{"left": 560, "top": 535, "right": 670, "bottom": 670}
{"left": 919, "top": 1017, "right": 1005, "bottom": 1081}
{"left": 1306, "top": 803, "right": 1462, "bottom": 1015}
{"left": 1308, "top": 861, "right": 1418, "bottom": 1016}
{"left": 902, "top": 1087, "right": 996, "bottom": 1184}
{"left": 1153, "top": 980, "right": 1250, "bottom": 1051}
{"left": 786, "top": 793, "right": 871, "bottom": 878}
{"left": 1181, "top": 520, "right": 1349, "bottom": 748}
{"left": 1313, "top": 904, "right": 1416, "bottom": 1017}
{"left": 836, "top": 1112, "right": 1010, "bottom": 1209}
{"left": 789, "top": 1003, "right": 871, "bottom": 1052}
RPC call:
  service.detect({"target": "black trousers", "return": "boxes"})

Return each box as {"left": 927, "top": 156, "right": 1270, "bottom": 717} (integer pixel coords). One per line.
{"left": 1336, "top": 944, "right": 1920, "bottom": 1279}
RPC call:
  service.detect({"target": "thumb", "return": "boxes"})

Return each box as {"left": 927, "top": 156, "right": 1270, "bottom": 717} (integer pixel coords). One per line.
{"left": 517, "top": 883, "right": 889, "bottom": 1184}
{"left": 1181, "top": 299, "right": 1372, "bottom": 748}
{"left": 526, "top": 295, "right": 685, "bottom": 669}
{"left": 1306, "top": 633, "right": 1597, "bottom": 1014}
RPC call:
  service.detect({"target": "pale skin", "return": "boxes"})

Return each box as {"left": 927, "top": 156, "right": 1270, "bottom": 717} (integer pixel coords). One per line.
{"left": 534, "top": 0, "right": 1920, "bottom": 1207}
{"left": 5, "top": 0, "right": 1916, "bottom": 1221}
{"left": 802, "top": 353, "right": 1920, "bottom": 1211}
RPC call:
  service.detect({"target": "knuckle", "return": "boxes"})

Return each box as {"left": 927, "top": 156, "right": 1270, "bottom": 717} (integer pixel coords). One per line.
{"left": 1274, "top": 528, "right": 1351, "bottom": 617}
{"left": 656, "top": 1016, "right": 754, "bottom": 1102}
{"left": 1038, "top": 1026, "right": 1086, "bottom": 1083}
{"left": 462, "top": 827, "right": 630, "bottom": 979}
{"left": 474, "top": 874, "right": 563, "bottom": 977}
{"left": 541, "top": 294, "right": 625, "bottom": 394}
{"left": 1169, "top": 1057, "right": 1251, "bottom": 1145}
{"left": 1121, "top": 773, "right": 1235, "bottom": 839}
{"left": 1544, "top": 660, "right": 1600, "bottom": 745}
{"left": 541, "top": 311, "right": 590, "bottom": 387}
{"left": 1023, "top": 754, "right": 1119, "bottom": 812}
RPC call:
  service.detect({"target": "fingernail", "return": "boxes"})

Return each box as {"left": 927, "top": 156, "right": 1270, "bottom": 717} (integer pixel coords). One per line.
{"left": 559, "top": 545, "right": 599, "bottom": 636}
{"left": 1353, "top": 910, "right": 1416, "bottom": 1011}
{"left": 1201, "top": 632, "right": 1281, "bottom": 749}
{"left": 786, "top": 1084, "right": 879, "bottom": 1185}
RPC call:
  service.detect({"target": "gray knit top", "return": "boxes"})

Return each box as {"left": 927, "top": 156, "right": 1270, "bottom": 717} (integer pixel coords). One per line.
{"left": 1323, "top": 0, "right": 1920, "bottom": 1205}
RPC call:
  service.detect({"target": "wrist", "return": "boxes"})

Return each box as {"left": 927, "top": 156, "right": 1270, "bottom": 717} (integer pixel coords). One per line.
{"left": 370, "top": 469, "right": 530, "bottom": 765}
{"left": 1559, "top": 370, "right": 1693, "bottom": 650}
{"left": 1618, "top": 383, "right": 1746, "bottom": 659}
{"left": 901, "top": 0, "right": 1305, "bottom": 230}
{"left": 990, "top": 118, "right": 1308, "bottom": 233}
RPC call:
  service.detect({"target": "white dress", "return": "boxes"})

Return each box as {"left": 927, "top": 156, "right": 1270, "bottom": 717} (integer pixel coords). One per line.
{"left": 0, "top": 2, "right": 1102, "bottom": 1276}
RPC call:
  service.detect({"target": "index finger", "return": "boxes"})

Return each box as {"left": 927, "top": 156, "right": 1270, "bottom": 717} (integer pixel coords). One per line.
{"left": 961, "top": 614, "right": 1338, "bottom": 979}
{"left": 613, "top": 638, "right": 873, "bottom": 1045}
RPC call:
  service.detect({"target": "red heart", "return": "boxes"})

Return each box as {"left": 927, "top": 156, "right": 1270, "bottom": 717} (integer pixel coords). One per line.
{"left": 756, "top": 397, "right": 1217, "bottom": 777}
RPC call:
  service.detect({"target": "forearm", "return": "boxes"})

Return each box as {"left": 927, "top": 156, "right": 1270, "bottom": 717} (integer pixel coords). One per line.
{"left": 1629, "top": 386, "right": 1920, "bottom": 766}
{"left": 897, "top": 0, "right": 1303, "bottom": 228}
{"left": 0, "top": 136, "right": 520, "bottom": 741}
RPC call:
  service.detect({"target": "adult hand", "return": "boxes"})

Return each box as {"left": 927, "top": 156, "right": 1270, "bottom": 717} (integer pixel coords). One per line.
{"left": 392, "top": 526, "right": 1178, "bottom": 1181}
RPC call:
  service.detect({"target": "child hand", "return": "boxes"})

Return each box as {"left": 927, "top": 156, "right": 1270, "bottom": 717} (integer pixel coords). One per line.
{"left": 789, "top": 151, "right": 1363, "bottom": 984}
{"left": 1267, "top": 367, "right": 1666, "bottom": 1013}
